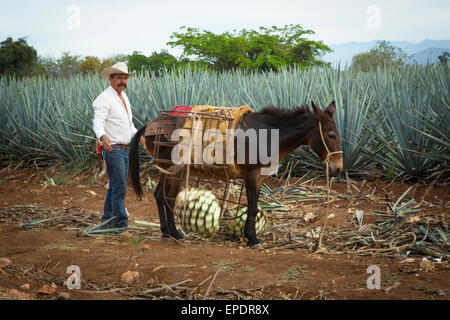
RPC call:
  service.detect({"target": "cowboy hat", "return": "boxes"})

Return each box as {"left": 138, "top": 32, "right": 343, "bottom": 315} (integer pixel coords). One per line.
{"left": 100, "top": 61, "right": 136, "bottom": 80}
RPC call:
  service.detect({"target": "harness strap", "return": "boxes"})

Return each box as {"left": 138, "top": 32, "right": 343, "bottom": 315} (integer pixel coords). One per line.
{"left": 317, "top": 121, "right": 343, "bottom": 251}
{"left": 318, "top": 121, "right": 343, "bottom": 163}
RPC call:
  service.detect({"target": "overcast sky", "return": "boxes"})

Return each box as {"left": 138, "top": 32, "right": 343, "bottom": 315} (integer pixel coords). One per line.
{"left": 1, "top": 0, "right": 449, "bottom": 59}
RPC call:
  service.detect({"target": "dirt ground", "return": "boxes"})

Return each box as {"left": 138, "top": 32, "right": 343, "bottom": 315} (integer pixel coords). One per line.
{"left": 0, "top": 168, "right": 448, "bottom": 300}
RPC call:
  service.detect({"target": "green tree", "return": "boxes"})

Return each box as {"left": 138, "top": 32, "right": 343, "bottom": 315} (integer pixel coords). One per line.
{"left": 108, "top": 54, "right": 129, "bottom": 65}
{"left": 0, "top": 37, "right": 38, "bottom": 76}
{"left": 351, "top": 41, "right": 411, "bottom": 72}
{"left": 57, "top": 52, "right": 82, "bottom": 77}
{"left": 79, "top": 56, "right": 101, "bottom": 74}
{"left": 100, "top": 58, "right": 112, "bottom": 70}
{"left": 38, "top": 56, "right": 58, "bottom": 77}
{"left": 167, "top": 25, "right": 331, "bottom": 71}
{"left": 437, "top": 51, "right": 449, "bottom": 65}
{"left": 127, "top": 51, "right": 150, "bottom": 72}
{"left": 147, "top": 50, "right": 179, "bottom": 75}
{"left": 30, "top": 62, "right": 49, "bottom": 77}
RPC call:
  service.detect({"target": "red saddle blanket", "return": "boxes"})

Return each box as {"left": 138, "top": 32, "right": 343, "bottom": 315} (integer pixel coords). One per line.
{"left": 170, "top": 105, "right": 193, "bottom": 116}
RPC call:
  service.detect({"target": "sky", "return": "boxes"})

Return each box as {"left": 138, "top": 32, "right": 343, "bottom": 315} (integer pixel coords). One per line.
{"left": 1, "top": 0, "right": 449, "bottom": 59}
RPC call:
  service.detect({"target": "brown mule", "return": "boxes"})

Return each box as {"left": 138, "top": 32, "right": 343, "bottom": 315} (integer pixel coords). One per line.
{"left": 129, "top": 101, "right": 343, "bottom": 248}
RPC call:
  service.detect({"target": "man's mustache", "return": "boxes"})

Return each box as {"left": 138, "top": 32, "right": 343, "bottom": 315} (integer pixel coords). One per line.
{"left": 118, "top": 83, "right": 127, "bottom": 87}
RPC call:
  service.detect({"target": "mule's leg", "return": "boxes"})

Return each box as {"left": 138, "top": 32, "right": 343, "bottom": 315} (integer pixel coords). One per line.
{"left": 154, "top": 174, "right": 170, "bottom": 238}
{"left": 163, "top": 174, "right": 184, "bottom": 239}
{"left": 164, "top": 198, "right": 183, "bottom": 239}
{"left": 243, "top": 169, "right": 263, "bottom": 249}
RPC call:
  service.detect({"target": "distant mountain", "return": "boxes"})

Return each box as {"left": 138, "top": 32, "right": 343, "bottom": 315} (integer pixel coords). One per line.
{"left": 412, "top": 48, "right": 449, "bottom": 64}
{"left": 322, "top": 39, "right": 450, "bottom": 66}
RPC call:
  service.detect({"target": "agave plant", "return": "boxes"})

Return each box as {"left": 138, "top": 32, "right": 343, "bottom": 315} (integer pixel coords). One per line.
{"left": 371, "top": 186, "right": 421, "bottom": 227}
{"left": 363, "top": 64, "right": 449, "bottom": 179}
{"left": 0, "top": 65, "right": 447, "bottom": 182}
{"left": 411, "top": 64, "right": 450, "bottom": 163}
{"left": 280, "top": 67, "right": 380, "bottom": 177}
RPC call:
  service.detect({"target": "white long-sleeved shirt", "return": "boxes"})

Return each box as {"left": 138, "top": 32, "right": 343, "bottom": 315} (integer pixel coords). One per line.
{"left": 92, "top": 86, "right": 138, "bottom": 145}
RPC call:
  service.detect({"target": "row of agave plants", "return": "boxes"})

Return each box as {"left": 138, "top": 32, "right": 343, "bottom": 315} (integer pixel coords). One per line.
{"left": 0, "top": 64, "right": 448, "bottom": 180}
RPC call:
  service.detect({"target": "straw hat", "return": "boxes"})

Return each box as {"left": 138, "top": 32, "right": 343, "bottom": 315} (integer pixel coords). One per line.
{"left": 100, "top": 61, "right": 136, "bottom": 80}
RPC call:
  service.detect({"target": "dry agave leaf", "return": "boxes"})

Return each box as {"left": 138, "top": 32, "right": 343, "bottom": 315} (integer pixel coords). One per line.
{"left": 400, "top": 258, "right": 415, "bottom": 264}
{"left": 383, "top": 281, "right": 401, "bottom": 293}
{"left": 152, "top": 265, "right": 166, "bottom": 272}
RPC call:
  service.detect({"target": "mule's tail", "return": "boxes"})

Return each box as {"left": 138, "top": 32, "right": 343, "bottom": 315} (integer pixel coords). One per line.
{"left": 129, "top": 125, "right": 147, "bottom": 199}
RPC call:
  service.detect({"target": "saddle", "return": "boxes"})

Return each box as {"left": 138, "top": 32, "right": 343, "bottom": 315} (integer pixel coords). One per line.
{"left": 144, "top": 105, "right": 254, "bottom": 177}
{"left": 144, "top": 105, "right": 254, "bottom": 138}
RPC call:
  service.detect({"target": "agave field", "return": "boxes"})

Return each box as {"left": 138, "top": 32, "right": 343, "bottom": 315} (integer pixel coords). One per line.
{"left": 0, "top": 65, "right": 449, "bottom": 300}
{"left": 0, "top": 65, "right": 448, "bottom": 180}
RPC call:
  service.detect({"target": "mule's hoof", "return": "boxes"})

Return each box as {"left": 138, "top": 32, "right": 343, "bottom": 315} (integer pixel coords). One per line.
{"left": 251, "top": 244, "right": 265, "bottom": 251}
{"left": 171, "top": 230, "right": 184, "bottom": 240}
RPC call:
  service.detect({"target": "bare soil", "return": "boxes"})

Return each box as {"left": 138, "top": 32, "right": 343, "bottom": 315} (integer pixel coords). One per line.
{"left": 0, "top": 168, "right": 448, "bottom": 300}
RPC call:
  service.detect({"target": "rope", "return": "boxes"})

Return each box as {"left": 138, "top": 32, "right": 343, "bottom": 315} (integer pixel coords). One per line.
{"left": 152, "top": 163, "right": 175, "bottom": 175}
{"left": 317, "top": 121, "right": 343, "bottom": 250}
{"left": 169, "top": 110, "right": 240, "bottom": 220}
{"left": 157, "top": 111, "right": 201, "bottom": 216}
{"left": 181, "top": 111, "right": 200, "bottom": 219}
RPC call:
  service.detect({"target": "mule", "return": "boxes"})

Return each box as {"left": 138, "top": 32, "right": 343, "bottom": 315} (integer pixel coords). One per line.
{"left": 129, "top": 101, "right": 343, "bottom": 249}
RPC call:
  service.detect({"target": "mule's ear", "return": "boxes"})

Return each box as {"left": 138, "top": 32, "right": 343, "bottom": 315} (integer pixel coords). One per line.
{"left": 311, "top": 100, "right": 321, "bottom": 116}
{"left": 326, "top": 101, "right": 336, "bottom": 118}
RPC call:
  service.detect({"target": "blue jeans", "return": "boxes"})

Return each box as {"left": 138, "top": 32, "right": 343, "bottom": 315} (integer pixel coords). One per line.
{"left": 102, "top": 148, "right": 128, "bottom": 229}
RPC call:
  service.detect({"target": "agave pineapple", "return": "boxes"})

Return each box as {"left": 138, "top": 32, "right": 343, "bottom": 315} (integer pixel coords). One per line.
{"left": 226, "top": 207, "right": 268, "bottom": 237}
{"left": 175, "top": 188, "right": 221, "bottom": 236}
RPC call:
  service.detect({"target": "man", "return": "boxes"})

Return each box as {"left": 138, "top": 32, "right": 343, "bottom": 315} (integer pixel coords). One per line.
{"left": 92, "top": 61, "right": 146, "bottom": 232}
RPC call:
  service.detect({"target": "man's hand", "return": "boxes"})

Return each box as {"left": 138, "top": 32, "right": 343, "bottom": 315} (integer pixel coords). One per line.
{"left": 100, "top": 135, "right": 112, "bottom": 152}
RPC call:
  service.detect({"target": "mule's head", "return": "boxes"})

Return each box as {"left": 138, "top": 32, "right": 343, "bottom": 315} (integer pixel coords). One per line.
{"left": 308, "top": 101, "right": 343, "bottom": 177}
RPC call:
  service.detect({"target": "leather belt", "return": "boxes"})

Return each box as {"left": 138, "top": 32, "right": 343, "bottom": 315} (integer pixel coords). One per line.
{"left": 110, "top": 144, "right": 128, "bottom": 149}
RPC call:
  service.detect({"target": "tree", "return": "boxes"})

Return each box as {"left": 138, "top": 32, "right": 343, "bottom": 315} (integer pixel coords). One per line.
{"left": 127, "top": 51, "right": 151, "bottom": 72}
{"left": 0, "top": 37, "right": 38, "bottom": 76}
{"left": 167, "top": 25, "right": 331, "bottom": 71}
{"left": 79, "top": 56, "right": 101, "bottom": 74}
{"left": 438, "top": 51, "right": 449, "bottom": 65}
{"left": 351, "top": 41, "right": 411, "bottom": 72}
{"left": 100, "top": 58, "right": 112, "bottom": 70}
{"left": 147, "top": 50, "right": 179, "bottom": 75}
{"left": 57, "top": 52, "right": 82, "bottom": 77}
{"left": 108, "top": 54, "right": 129, "bottom": 65}
{"left": 125, "top": 50, "right": 183, "bottom": 75}
{"left": 37, "top": 55, "right": 111, "bottom": 77}
{"left": 38, "top": 56, "right": 58, "bottom": 77}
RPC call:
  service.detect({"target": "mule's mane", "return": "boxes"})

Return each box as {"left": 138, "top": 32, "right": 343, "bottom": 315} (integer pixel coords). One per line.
{"left": 259, "top": 104, "right": 311, "bottom": 118}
